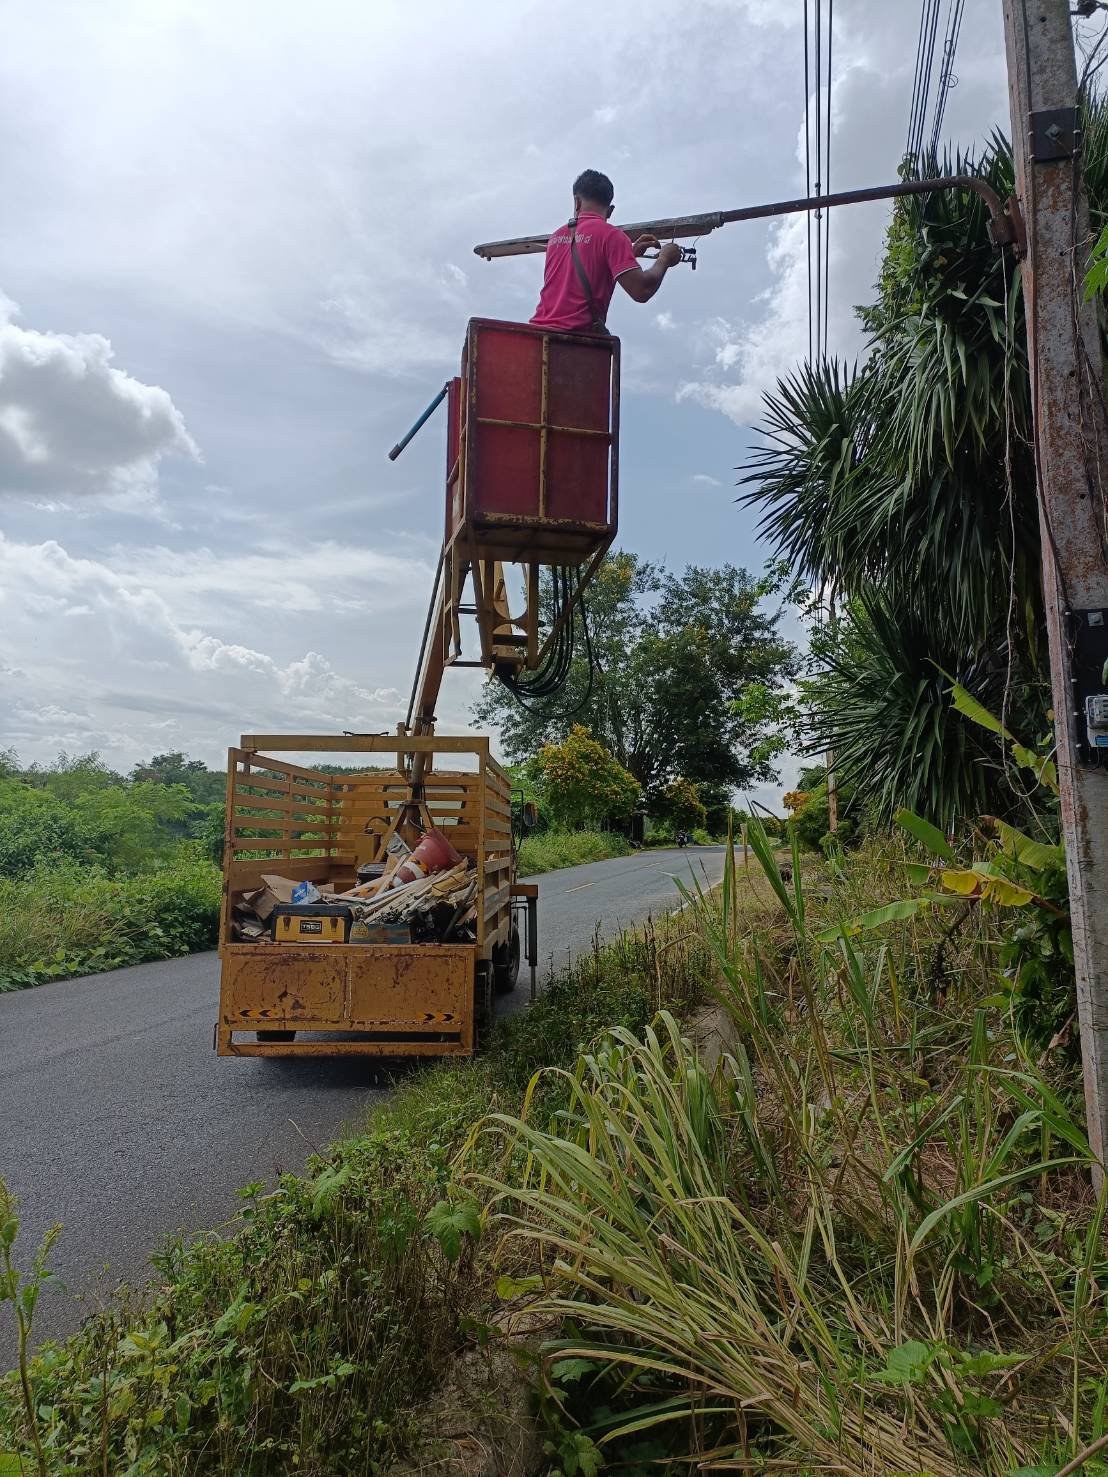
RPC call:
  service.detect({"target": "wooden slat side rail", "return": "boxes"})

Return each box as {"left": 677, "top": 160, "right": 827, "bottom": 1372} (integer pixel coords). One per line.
{"left": 234, "top": 784, "right": 334, "bottom": 810}
{"left": 224, "top": 858, "right": 337, "bottom": 896}
{"left": 231, "top": 785, "right": 336, "bottom": 808}
{"left": 228, "top": 842, "right": 335, "bottom": 857}
{"left": 330, "top": 805, "right": 478, "bottom": 821}
{"left": 236, "top": 773, "right": 333, "bottom": 800}
{"left": 238, "top": 753, "right": 337, "bottom": 784}
{"left": 483, "top": 882, "right": 512, "bottom": 921}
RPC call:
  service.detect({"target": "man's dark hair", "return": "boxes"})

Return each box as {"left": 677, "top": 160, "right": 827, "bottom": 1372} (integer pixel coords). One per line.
{"left": 573, "top": 169, "right": 614, "bottom": 209}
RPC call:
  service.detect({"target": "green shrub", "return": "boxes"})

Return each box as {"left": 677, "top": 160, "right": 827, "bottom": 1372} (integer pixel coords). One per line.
{"left": 657, "top": 776, "right": 707, "bottom": 833}
{"left": 0, "top": 850, "right": 220, "bottom": 990}
{"left": 518, "top": 829, "right": 631, "bottom": 875}
{"left": 532, "top": 726, "right": 641, "bottom": 830}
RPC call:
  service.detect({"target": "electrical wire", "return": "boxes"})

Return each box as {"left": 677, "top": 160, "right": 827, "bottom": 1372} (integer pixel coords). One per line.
{"left": 928, "top": 0, "right": 965, "bottom": 162}
{"left": 814, "top": 0, "right": 822, "bottom": 360}
{"left": 804, "top": 0, "right": 813, "bottom": 365}
{"left": 824, "top": 0, "right": 833, "bottom": 356}
{"left": 905, "top": 2, "right": 929, "bottom": 172}
{"left": 905, "top": 0, "right": 942, "bottom": 170}
{"left": 496, "top": 565, "right": 596, "bottom": 717}
{"left": 915, "top": 0, "right": 943, "bottom": 164}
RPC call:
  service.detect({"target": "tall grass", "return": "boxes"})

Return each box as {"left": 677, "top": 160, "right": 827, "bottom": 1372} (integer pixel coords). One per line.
{"left": 474, "top": 826, "right": 1108, "bottom": 1473}
{"left": 518, "top": 829, "right": 631, "bottom": 875}
{"left": 0, "top": 851, "right": 220, "bottom": 989}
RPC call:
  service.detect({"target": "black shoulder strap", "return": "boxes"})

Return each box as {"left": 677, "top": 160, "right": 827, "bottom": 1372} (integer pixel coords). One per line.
{"left": 567, "top": 217, "right": 610, "bottom": 334}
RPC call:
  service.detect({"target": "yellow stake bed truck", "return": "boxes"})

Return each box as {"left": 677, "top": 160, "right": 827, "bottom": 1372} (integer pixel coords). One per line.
{"left": 215, "top": 316, "right": 621, "bottom": 1060}
{"left": 216, "top": 732, "right": 527, "bottom": 1058}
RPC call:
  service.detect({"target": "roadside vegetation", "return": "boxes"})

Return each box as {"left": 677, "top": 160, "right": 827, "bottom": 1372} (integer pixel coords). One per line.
{"left": 517, "top": 829, "right": 631, "bottom": 874}
{"left": 0, "top": 743, "right": 653, "bottom": 989}
{"left": 0, "top": 751, "right": 222, "bottom": 991}
{"left": 0, "top": 913, "right": 714, "bottom": 1474}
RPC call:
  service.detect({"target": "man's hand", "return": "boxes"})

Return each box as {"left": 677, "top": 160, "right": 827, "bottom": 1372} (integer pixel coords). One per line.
{"left": 618, "top": 240, "right": 685, "bottom": 305}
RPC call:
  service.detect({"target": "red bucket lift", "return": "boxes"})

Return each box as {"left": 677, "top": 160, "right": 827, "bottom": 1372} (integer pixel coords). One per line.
{"left": 425, "top": 317, "right": 620, "bottom": 692}
{"left": 393, "top": 317, "right": 620, "bottom": 766}
{"left": 445, "top": 318, "right": 619, "bottom": 564}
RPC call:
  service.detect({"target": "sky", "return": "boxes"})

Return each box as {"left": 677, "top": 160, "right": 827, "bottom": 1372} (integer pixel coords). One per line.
{"left": 0, "top": 0, "right": 1016, "bottom": 805}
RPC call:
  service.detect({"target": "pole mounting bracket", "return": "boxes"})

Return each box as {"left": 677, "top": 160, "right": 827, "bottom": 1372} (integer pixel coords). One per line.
{"left": 1029, "top": 106, "right": 1081, "bottom": 163}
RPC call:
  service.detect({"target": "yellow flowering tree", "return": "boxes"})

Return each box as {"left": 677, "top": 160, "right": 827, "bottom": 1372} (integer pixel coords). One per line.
{"left": 534, "top": 726, "right": 641, "bottom": 831}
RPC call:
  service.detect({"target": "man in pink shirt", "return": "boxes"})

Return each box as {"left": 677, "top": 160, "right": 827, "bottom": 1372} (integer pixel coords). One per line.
{"left": 530, "top": 169, "right": 681, "bottom": 334}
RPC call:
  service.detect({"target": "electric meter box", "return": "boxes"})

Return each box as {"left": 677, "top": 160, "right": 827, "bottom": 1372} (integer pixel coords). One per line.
{"left": 1085, "top": 694, "right": 1108, "bottom": 749}
{"left": 1070, "top": 608, "right": 1108, "bottom": 763}
{"left": 445, "top": 318, "right": 619, "bottom": 566}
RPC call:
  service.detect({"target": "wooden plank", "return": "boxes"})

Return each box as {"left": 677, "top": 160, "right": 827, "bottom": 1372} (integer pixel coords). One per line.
{"left": 238, "top": 753, "right": 337, "bottom": 785}
{"left": 237, "top": 773, "right": 332, "bottom": 799}
{"left": 329, "top": 807, "right": 479, "bottom": 823}
{"left": 241, "top": 734, "right": 489, "bottom": 756}
{"left": 483, "top": 882, "right": 511, "bottom": 920}
{"left": 486, "top": 757, "right": 512, "bottom": 788}
{"left": 225, "top": 858, "right": 337, "bottom": 890}
{"left": 229, "top": 835, "right": 335, "bottom": 850}
{"left": 231, "top": 793, "right": 336, "bottom": 818}
{"left": 229, "top": 841, "right": 334, "bottom": 856}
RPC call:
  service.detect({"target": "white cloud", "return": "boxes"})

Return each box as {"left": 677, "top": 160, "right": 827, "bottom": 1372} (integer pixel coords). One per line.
{"left": 0, "top": 292, "right": 199, "bottom": 499}
{"left": 691, "top": 472, "right": 722, "bottom": 486}
{"left": 107, "top": 540, "right": 431, "bottom": 620}
{"left": 593, "top": 105, "right": 619, "bottom": 125}
{"left": 0, "top": 533, "right": 429, "bottom": 769}
{"left": 654, "top": 310, "right": 675, "bottom": 331}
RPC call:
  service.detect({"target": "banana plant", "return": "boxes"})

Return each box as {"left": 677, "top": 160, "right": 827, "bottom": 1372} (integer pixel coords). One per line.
{"left": 819, "top": 684, "right": 1073, "bottom": 1046}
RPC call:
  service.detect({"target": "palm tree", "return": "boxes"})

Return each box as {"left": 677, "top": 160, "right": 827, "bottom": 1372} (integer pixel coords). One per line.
{"left": 739, "top": 120, "right": 1102, "bottom": 826}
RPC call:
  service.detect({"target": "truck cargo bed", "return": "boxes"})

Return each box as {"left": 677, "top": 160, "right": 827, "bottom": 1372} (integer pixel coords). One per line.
{"left": 216, "top": 734, "right": 514, "bottom": 1058}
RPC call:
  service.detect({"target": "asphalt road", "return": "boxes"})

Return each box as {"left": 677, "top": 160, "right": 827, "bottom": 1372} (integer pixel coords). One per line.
{"left": 0, "top": 846, "right": 724, "bottom": 1354}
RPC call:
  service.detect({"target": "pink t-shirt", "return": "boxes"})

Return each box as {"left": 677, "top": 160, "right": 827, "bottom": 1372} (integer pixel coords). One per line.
{"left": 530, "top": 212, "right": 638, "bottom": 332}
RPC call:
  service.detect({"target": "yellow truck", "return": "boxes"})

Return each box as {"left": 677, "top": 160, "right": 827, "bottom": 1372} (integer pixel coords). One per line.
{"left": 215, "top": 317, "right": 619, "bottom": 1059}
{"left": 216, "top": 732, "right": 529, "bottom": 1057}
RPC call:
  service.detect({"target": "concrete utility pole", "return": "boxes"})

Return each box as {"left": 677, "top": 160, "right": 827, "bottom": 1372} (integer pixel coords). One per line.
{"left": 1003, "top": 0, "right": 1108, "bottom": 1176}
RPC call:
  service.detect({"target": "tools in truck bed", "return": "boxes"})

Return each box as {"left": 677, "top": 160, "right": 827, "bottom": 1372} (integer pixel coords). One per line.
{"left": 230, "top": 832, "right": 477, "bottom": 948}
{"left": 273, "top": 905, "right": 352, "bottom": 944}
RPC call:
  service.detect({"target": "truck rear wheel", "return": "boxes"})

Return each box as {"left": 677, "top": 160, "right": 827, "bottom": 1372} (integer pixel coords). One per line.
{"left": 256, "top": 1030, "right": 296, "bottom": 1043}
{"left": 493, "top": 925, "right": 520, "bottom": 994}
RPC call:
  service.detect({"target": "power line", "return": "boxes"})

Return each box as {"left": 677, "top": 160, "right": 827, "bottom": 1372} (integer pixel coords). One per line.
{"left": 824, "top": 0, "right": 833, "bottom": 355}
{"left": 905, "top": 0, "right": 942, "bottom": 170}
{"left": 814, "top": 0, "right": 822, "bottom": 360}
{"left": 928, "top": 0, "right": 966, "bottom": 161}
{"left": 804, "top": 0, "right": 813, "bottom": 364}
{"left": 905, "top": 1, "right": 930, "bottom": 169}
{"left": 801, "top": 1, "right": 835, "bottom": 362}
{"left": 916, "top": 0, "right": 943, "bottom": 162}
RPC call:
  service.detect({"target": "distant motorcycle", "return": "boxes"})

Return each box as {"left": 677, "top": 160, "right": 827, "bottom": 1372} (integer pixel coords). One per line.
{"left": 676, "top": 830, "right": 689, "bottom": 849}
